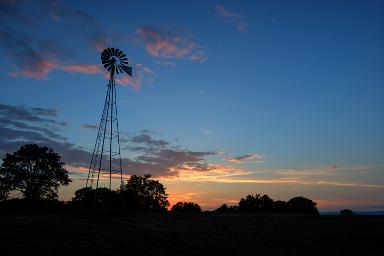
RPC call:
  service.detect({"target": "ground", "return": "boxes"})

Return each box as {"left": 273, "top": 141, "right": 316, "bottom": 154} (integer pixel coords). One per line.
{"left": 0, "top": 212, "right": 383, "bottom": 255}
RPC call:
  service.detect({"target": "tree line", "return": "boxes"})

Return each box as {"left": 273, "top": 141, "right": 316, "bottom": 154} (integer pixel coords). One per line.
{"left": 1, "top": 144, "right": 320, "bottom": 214}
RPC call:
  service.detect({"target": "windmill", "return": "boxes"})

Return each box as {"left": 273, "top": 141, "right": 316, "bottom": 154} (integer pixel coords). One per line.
{"left": 85, "top": 47, "right": 132, "bottom": 206}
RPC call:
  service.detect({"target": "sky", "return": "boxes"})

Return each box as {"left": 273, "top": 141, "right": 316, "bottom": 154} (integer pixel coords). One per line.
{"left": 0, "top": 0, "right": 383, "bottom": 211}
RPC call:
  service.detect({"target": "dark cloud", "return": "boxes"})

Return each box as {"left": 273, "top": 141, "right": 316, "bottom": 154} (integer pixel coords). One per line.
{"left": 121, "top": 148, "right": 215, "bottom": 177}
{"left": 0, "top": 103, "right": 217, "bottom": 178}
{"left": 0, "top": 0, "right": 112, "bottom": 78}
{"left": 131, "top": 133, "right": 169, "bottom": 147}
{"left": 228, "top": 153, "right": 265, "bottom": 163}
{"left": 81, "top": 124, "right": 98, "bottom": 129}
{"left": 0, "top": 103, "right": 59, "bottom": 124}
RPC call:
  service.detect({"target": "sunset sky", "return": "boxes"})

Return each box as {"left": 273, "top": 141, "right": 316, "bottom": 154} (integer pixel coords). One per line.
{"left": 0, "top": 0, "right": 383, "bottom": 211}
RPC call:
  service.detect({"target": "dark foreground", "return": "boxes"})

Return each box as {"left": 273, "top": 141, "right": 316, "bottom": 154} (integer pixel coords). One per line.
{"left": 1, "top": 212, "right": 383, "bottom": 255}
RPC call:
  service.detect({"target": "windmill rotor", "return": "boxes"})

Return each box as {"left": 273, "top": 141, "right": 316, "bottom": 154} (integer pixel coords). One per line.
{"left": 101, "top": 47, "right": 132, "bottom": 76}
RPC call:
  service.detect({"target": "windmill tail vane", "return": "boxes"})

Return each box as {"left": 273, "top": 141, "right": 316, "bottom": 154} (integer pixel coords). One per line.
{"left": 85, "top": 47, "right": 132, "bottom": 207}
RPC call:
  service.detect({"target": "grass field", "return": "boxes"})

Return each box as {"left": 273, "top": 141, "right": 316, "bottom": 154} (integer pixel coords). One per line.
{"left": 1, "top": 212, "right": 383, "bottom": 255}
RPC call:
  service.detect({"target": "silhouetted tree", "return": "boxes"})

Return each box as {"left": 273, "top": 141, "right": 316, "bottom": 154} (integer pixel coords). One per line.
{"left": 286, "top": 196, "right": 319, "bottom": 214}
{"left": 238, "top": 194, "right": 276, "bottom": 212}
{"left": 171, "top": 202, "right": 202, "bottom": 213}
{"left": 0, "top": 144, "right": 71, "bottom": 201}
{"left": 71, "top": 187, "right": 117, "bottom": 208}
{"left": 239, "top": 194, "right": 262, "bottom": 211}
{"left": 228, "top": 205, "right": 239, "bottom": 212}
{"left": 121, "top": 174, "right": 169, "bottom": 211}
{"left": 273, "top": 200, "right": 287, "bottom": 212}
{"left": 340, "top": 209, "right": 354, "bottom": 216}
{"left": 215, "top": 203, "right": 229, "bottom": 212}
{"left": 260, "top": 194, "right": 274, "bottom": 211}
{"left": 0, "top": 177, "right": 11, "bottom": 201}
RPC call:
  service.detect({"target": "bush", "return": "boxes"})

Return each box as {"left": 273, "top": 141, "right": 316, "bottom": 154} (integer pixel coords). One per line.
{"left": 171, "top": 202, "right": 202, "bottom": 213}
{"left": 340, "top": 209, "right": 354, "bottom": 216}
{"left": 286, "top": 196, "right": 319, "bottom": 214}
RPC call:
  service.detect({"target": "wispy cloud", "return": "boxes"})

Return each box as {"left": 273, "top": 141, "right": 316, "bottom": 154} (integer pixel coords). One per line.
{"left": 164, "top": 163, "right": 384, "bottom": 190}
{"left": 81, "top": 124, "right": 98, "bottom": 129}
{"left": 137, "top": 26, "right": 208, "bottom": 62}
{"left": 214, "top": 5, "right": 247, "bottom": 32}
{"left": 201, "top": 128, "right": 215, "bottom": 136}
{"left": 62, "top": 64, "right": 102, "bottom": 74}
{"left": 0, "top": 0, "right": 152, "bottom": 90}
{"left": 228, "top": 154, "right": 265, "bottom": 163}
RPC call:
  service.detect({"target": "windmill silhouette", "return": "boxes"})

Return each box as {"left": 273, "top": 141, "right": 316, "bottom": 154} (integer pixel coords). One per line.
{"left": 85, "top": 47, "right": 132, "bottom": 206}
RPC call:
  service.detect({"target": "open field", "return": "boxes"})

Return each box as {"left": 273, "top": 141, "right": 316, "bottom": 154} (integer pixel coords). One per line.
{"left": 1, "top": 212, "right": 383, "bottom": 255}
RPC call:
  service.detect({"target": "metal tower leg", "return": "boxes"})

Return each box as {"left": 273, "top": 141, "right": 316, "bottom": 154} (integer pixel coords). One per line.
{"left": 85, "top": 72, "right": 124, "bottom": 208}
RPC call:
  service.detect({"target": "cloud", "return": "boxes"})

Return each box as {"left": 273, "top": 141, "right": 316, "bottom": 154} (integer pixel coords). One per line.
{"left": 0, "top": 1, "right": 150, "bottom": 90}
{"left": 62, "top": 64, "right": 102, "bottom": 74}
{"left": 164, "top": 163, "right": 384, "bottom": 190}
{"left": 201, "top": 128, "right": 215, "bottom": 136}
{"left": 136, "top": 26, "right": 208, "bottom": 62}
{"left": 0, "top": 30, "right": 64, "bottom": 79}
{"left": 155, "top": 60, "right": 176, "bottom": 67}
{"left": 0, "top": 103, "right": 218, "bottom": 179}
{"left": 81, "top": 124, "right": 98, "bottom": 129}
{"left": 214, "top": 5, "right": 247, "bottom": 32}
{"left": 131, "top": 132, "right": 169, "bottom": 147}
{"left": 228, "top": 154, "right": 265, "bottom": 163}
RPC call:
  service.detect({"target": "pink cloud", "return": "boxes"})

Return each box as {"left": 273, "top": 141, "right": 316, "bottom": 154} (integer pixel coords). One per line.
{"left": 62, "top": 64, "right": 102, "bottom": 74}
{"left": 115, "top": 75, "right": 141, "bottom": 90}
{"left": 14, "top": 60, "right": 59, "bottom": 79}
{"left": 155, "top": 60, "right": 176, "bottom": 67}
{"left": 137, "top": 26, "right": 208, "bottom": 62}
{"left": 214, "top": 5, "right": 248, "bottom": 32}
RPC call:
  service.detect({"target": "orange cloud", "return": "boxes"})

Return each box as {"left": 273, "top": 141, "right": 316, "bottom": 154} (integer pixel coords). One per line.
{"left": 62, "top": 64, "right": 102, "bottom": 74}
{"left": 14, "top": 60, "right": 59, "bottom": 79}
{"left": 162, "top": 163, "right": 384, "bottom": 190}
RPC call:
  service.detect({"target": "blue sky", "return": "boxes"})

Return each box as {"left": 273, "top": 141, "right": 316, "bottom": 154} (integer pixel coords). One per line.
{"left": 0, "top": 0, "right": 383, "bottom": 210}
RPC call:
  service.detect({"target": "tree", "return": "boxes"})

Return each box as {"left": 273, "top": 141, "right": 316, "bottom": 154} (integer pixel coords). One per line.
{"left": 0, "top": 177, "right": 11, "bottom": 201}
{"left": 171, "top": 202, "right": 202, "bottom": 213}
{"left": 215, "top": 204, "right": 229, "bottom": 212}
{"left": 260, "top": 194, "right": 274, "bottom": 210}
{"left": 239, "top": 194, "right": 261, "bottom": 211}
{"left": 121, "top": 174, "right": 169, "bottom": 211}
{"left": 0, "top": 144, "right": 71, "bottom": 201}
{"left": 340, "top": 209, "right": 354, "bottom": 216}
{"left": 286, "top": 196, "right": 319, "bottom": 214}
{"left": 273, "top": 200, "right": 287, "bottom": 212}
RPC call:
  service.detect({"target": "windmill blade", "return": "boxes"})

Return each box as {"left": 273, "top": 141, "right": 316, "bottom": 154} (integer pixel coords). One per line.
{"left": 120, "top": 53, "right": 126, "bottom": 59}
{"left": 121, "top": 65, "right": 132, "bottom": 76}
{"left": 117, "top": 49, "right": 123, "bottom": 57}
{"left": 101, "top": 51, "right": 109, "bottom": 59}
{"left": 101, "top": 49, "right": 109, "bottom": 57}
{"left": 118, "top": 65, "right": 124, "bottom": 74}
{"left": 106, "top": 48, "right": 113, "bottom": 56}
{"left": 104, "top": 63, "right": 112, "bottom": 70}
{"left": 111, "top": 48, "right": 116, "bottom": 56}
